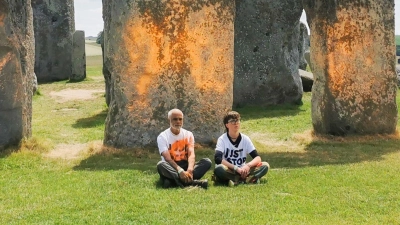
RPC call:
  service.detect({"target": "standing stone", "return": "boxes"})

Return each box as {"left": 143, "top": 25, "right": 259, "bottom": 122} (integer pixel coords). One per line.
{"left": 303, "top": 0, "right": 397, "bottom": 135}
{"left": 0, "top": 0, "right": 35, "bottom": 149}
{"left": 32, "top": 0, "right": 75, "bottom": 82}
{"left": 71, "top": 30, "right": 86, "bottom": 82}
{"left": 99, "top": 30, "right": 111, "bottom": 106}
{"left": 234, "top": 0, "right": 303, "bottom": 107}
{"left": 298, "top": 21, "right": 309, "bottom": 70}
{"left": 103, "top": 0, "right": 235, "bottom": 147}
{"left": 304, "top": 49, "right": 312, "bottom": 71}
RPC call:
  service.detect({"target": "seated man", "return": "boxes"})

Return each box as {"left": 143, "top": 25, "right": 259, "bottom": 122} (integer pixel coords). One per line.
{"left": 213, "top": 111, "right": 270, "bottom": 186}
{"left": 157, "top": 108, "right": 211, "bottom": 189}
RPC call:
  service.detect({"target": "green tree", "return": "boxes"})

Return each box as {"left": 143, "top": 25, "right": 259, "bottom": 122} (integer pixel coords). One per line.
{"left": 96, "top": 31, "right": 104, "bottom": 45}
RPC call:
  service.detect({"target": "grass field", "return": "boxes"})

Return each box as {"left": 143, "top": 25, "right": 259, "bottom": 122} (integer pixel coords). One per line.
{"left": 1, "top": 56, "right": 400, "bottom": 224}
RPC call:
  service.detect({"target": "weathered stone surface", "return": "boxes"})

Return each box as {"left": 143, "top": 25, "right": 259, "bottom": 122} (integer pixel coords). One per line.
{"left": 103, "top": 0, "right": 234, "bottom": 147}
{"left": 304, "top": 49, "right": 312, "bottom": 71}
{"left": 71, "top": 30, "right": 86, "bottom": 82}
{"left": 0, "top": 0, "right": 35, "bottom": 149}
{"left": 32, "top": 0, "right": 75, "bottom": 82}
{"left": 33, "top": 73, "right": 38, "bottom": 94}
{"left": 233, "top": 0, "right": 303, "bottom": 107}
{"left": 303, "top": 0, "right": 397, "bottom": 135}
{"left": 99, "top": 30, "right": 111, "bottom": 106}
{"left": 298, "top": 22, "right": 308, "bottom": 70}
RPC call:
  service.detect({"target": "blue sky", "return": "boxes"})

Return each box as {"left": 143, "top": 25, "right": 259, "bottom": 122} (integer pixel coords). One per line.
{"left": 75, "top": 0, "right": 400, "bottom": 37}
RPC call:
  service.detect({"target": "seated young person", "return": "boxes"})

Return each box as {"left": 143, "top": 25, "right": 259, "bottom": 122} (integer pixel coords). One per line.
{"left": 213, "top": 111, "right": 269, "bottom": 186}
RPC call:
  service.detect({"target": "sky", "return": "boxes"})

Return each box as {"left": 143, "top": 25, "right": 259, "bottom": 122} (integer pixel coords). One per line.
{"left": 75, "top": 0, "right": 400, "bottom": 37}
{"left": 74, "top": 0, "right": 103, "bottom": 37}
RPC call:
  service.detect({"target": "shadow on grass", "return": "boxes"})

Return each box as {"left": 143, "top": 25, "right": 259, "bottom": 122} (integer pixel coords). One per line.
{"left": 72, "top": 147, "right": 214, "bottom": 173}
{"left": 235, "top": 104, "right": 307, "bottom": 120}
{"left": 72, "top": 109, "right": 108, "bottom": 128}
{"left": 71, "top": 134, "right": 400, "bottom": 172}
{"left": 259, "top": 137, "right": 400, "bottom": 169}
{"left": 73, "top": 149, "right": 160, "bottom": 172}
{"left": 0, "top": 147, "right": 15, "bottom": 158}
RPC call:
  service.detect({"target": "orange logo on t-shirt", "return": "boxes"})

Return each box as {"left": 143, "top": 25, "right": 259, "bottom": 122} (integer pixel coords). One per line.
{"left": 169, "top": 139, "right": 189, "bottom": 162}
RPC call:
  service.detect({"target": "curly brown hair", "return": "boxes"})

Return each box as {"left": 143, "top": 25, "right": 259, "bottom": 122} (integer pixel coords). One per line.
{"left": 223, "top": 111, "right": 241, "bottom": 132}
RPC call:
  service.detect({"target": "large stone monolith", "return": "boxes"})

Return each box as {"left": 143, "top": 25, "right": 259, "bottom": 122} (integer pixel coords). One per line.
{"left": 233, "top": 0, "right": 303, "bottom": 107}
{"left": 71, "top": 30, "right": 86, "bottom": 82}
{"left": 0, "top": 0, "right": 35, "bottom": 149}
{"left": 103, "top": 1, "right": 235, "bottom": 147}
{"left": 32, "top": 0, "right": 75, "bottom": 82}
{"left": 303, "top": 0, "right": 397, "bottom": 135}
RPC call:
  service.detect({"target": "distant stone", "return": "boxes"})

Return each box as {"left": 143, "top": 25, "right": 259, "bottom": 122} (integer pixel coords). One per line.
{"left": 101, "top": 35, "right": 111, "bottom": 106}
{"left": 298, "top": 22, "right": 309, "bottom": 70}
{"left": 71, "top": 30, "right": 86, "bottom": 82}
{"left": 32, "top": 0, "right": 75, "bottom": 82}
{"left": 0, "top": 0, "right": 35, "bottom": 149}
{"left": 234, "top": 0, "right": 303, "bottom": 107}
{"left": 299, "top": 69, "right": 313, "bottom": 92}
{"left": 33, "top": 73, "right": 38, "bottom": 94}
{"left": 304, "top": 50, "right": 312, "bottom": 71}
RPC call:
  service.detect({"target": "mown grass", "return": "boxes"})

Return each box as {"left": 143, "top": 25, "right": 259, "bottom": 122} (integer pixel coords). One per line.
{"left": 396, "top": 35, "right": 400, "bottom": 45}
{"left": 85, "top": 42, "right": 101, "bottom": 48}
{"left": 1, "top": 56, "right": 400, "bottom": 224}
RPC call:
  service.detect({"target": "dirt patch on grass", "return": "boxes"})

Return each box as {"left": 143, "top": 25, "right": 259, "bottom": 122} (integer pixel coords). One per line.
{"left": 249, "top": 132, "right": 303, "bottom": 152}
{"left": 45, "top": 143, "right": 88, "bottom": 159}
{"left": 50, "top": 89, "right": 104, "bottom": 103}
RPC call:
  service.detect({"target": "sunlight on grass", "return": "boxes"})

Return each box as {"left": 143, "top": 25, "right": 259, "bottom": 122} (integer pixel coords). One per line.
{"left": 1, "top": 58, "right": 400, "bottom": 224}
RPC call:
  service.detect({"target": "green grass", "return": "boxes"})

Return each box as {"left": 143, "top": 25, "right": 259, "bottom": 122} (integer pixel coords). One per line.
{"left": 85, "top": 42, "right": 101, "bottom": 47}
{"left": 1, "top": 57, "right": 400, "bottom": 224}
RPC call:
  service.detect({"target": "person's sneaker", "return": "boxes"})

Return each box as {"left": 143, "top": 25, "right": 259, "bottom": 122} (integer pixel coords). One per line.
{"left": 192, "top": 179, "right": 208, "bottom": 189}
{"left": 211, "top": 174, "right": 223, "bottom": 184}
{"left": 163, "top": 179, "right": 172, "bottom": 189}
{"left": 228, "top": 180, "right": 237, "bottom": 187}
{"left": 211, "top": 174, "right": 217, "bottom": 183}
{"left": 246, "top": 176, "right": 260, "bottom": 184}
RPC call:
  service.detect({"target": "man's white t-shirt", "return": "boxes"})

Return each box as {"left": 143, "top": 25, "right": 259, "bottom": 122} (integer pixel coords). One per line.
{"left": 157, "top": 128, "right": 194, "bottom": 167}
{"left": 215, "top": 133, "right": 255, "bottom": 167}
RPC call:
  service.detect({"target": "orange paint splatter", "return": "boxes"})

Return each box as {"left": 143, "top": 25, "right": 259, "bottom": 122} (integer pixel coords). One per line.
{"left": 121, "top": 4, "right": 233, "bottom": 101}
{"left": 168, "top": 139, "right": 192, "bottom": 161}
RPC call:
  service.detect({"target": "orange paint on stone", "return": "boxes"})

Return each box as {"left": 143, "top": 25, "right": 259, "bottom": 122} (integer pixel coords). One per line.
{"left": 122, "top": 6, "right": 231, "bottom": 98}
{"left": 0, "top": 14, "right": 4, "bottom": 26}
{"left": 123, "top": 17, "right": 163, "bottom": 96}
{"left": 185, "top": 7, "right": 231, "bottom": 94}
{"left": 325, "top": 9, "right": 379, "bottom": 101}
{"left": 0, "top": 52, "right": 11, "bottom": 70}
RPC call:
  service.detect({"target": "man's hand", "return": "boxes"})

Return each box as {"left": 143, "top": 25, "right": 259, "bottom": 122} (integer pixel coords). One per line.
{"left": 185, "top": 171, "right": 193, "bottom": 183}
{"left": 187, "top": 168, "right": 194, "bottom": 177}
{"left": 179, "top": 170, "right": 192, "bottom": 184}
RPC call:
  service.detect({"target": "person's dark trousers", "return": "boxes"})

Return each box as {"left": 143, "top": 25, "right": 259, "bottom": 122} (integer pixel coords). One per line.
{"left": 157, "top": 158, "right": 212, "bottom": 187}
{"left": 213, "top": 162, "right": 270, "bottom": 184}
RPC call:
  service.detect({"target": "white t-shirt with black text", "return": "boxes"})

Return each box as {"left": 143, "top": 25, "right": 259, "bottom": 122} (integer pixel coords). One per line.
{"left": 215, "top": 133, "right": 255, "bottom": 167}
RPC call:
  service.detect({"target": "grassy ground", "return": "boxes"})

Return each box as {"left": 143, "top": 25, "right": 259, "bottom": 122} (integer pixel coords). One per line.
{"left": 85, "top": 42, "right": 101, "bottom": 47}
{"left": 1, "top": 57, "right": 400, "bottom": 224}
